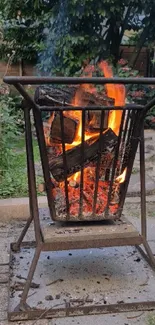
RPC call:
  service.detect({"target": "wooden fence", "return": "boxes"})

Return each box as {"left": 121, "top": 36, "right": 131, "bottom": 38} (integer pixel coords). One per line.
{"left": 120, "top": 45, "right": 150, "bottom": 76}
{"left": 0, "top": 45, "right": 151, "bottom": 79}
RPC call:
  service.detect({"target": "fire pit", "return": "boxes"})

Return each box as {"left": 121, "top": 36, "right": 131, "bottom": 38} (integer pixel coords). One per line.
{"left": 38, "top": 63, "right": 127, "bottom": 222}
{"left": 3, "top": 73, "right": 155, "bottom": 321}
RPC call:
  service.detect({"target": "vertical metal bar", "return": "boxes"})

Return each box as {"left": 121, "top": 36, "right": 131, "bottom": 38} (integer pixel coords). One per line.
{"left": 118, "top": 110, "right": 142, "bottom": 215}
{"left": 140, "top": 123, "right": 147, "bottom": 239}
{"left": 105, "top": 169, "right": 110, "bottom": 181}
{"left": 14, "top": 83, "right": 56, "bottom": 221}
{"left": 119, "top": 110, "right": 130, "bottom": 175}
{"left": 24, "top": 106, "right": 41, "bottom": 244}
{"left": 105, "top": 111, "right": 125, "bottom": 217}
{"left": 92, "top": 110, "right": 104, "bottom": 215}
{"left": 121, "top": 109, "right": 136, "bottom": 172}
{"left": 79, "top": 110, "right": 85, "bottom": 218}
{"left": 60, "top": 111, "right": 70, "bottom": 220}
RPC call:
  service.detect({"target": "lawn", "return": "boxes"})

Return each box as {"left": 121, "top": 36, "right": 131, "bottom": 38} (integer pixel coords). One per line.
{"left": 148, "top": 316, "right": 155, "bottom": 325}
{"left": 0, "top": 135, "right": 43, "bottom": 198}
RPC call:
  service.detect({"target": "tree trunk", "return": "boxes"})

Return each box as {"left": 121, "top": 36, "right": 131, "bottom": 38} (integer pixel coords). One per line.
{"left": 129, "top": 25, "right": 149, "bottom": 68}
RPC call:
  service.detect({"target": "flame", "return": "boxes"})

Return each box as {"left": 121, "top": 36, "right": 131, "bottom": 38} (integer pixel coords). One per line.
{"left": 99, "top": 61, "right": 126, "bottom": 136}
{"left": 116, "top": 168, "right": 127, "bottom": 184}
{"left": 64, "top": 65, "right": 99, "bottom": 150}
{"left": 45, "top": 61, "right": 127, "bottom": 208}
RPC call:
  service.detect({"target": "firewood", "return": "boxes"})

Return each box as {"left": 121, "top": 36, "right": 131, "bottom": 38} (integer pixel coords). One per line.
{"left": 88, "top": 110, "right": 109, "bottom": 130}
{"left": 48, "top": 128, "right": 117, "bottom": 182}
{"left": 34, "top": 86, "right": 114, "bottom": 108}
{"left": 50, "top": 114, "right": 78, "bottom": 144}
{"left": 34, "top": 86, "right": 77, "bottom": 107}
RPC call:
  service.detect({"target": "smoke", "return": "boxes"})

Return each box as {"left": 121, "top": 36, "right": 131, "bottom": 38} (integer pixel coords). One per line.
{"left": 38, "top": 0, "right": 70, "bottom": 75}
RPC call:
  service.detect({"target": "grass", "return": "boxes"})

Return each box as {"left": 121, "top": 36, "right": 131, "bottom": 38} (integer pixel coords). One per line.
{"left": 0, "top": 136, "right": 44, "bottom": 198}
{"left": 148, "top": 315, "right": 155, "bottom": 325}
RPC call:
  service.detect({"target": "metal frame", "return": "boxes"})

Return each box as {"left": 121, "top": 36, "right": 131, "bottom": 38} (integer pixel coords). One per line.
{"left": 3, "top": 76, "right": 155, "bottom": 321}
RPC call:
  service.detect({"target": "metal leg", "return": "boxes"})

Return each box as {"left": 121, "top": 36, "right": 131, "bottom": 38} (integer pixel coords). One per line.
{"left": 12, "top": 216, "right": 33, "bottom": 252}
{"left": 137, "top": 125, "right": 155, "bottom": 269}
{"left": 136, "top": 237, "right": 155, "bottom": 271}
{"left": 142, "top": 238, "right": 155, "bottom": 268}
{"left": 140, "top": 124, "right": 147, "bottom": 239}
{"left": 13, "top": 106, "right": 42, "bottom": 251}
{"left": 18, "top": 245, "right": 42, "bottom": 311}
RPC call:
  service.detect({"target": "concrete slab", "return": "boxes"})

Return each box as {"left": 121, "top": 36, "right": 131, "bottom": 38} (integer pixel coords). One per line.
{"left": 9, "top": 245, "right": 155, "bottom": 317}
{"left": 0, "top": 215, "right": 155, "bottom": 324}
{"left": 50, "top": 312, "right": 151, "bottom": 325}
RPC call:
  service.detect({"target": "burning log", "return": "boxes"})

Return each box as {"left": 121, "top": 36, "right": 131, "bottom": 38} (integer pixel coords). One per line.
{"left": 50, "top": 114, "right": 78, "bottom": 144}
{"left": 49, "top": 128, "right": 117, "bottom": 182}
{"left": 88, "top": 110, "right": 109, "bottom": 130}
{"left": 34, "top": 86, "right": 78, "bottom": 107}
{"left": 34, "top": 86, "right": 114, "bottom": 126}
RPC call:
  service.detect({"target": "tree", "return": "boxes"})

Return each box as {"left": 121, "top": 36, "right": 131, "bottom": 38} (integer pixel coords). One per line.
{"left": 0, "top": 0, "right": 51, "bottom": 62}
{"left": 129, "top": 0, "right": 155, "bottom": 67}
{"left": 39, "top": 0, "right": 149, "bottom": 75}
{"left": 1, "top": 0, "right": 155, "bottom": 75}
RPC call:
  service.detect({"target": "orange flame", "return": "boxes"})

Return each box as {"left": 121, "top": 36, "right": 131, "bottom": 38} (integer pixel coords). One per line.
{"left": 99, "top": 61, "right": 126, "bottom": 136}
{"left": 45, "top": 61, "right": 127, "bottom": 190}
{"left": 64, "top": 65, "right": 99, "bottom": 150}
{"left": 116, "top": 168, "right": 127, "bottom": 184}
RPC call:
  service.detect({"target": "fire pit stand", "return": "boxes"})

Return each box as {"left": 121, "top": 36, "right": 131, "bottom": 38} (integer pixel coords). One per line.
{"left": 4, "top": 76, "right": 155, "bottom": 322}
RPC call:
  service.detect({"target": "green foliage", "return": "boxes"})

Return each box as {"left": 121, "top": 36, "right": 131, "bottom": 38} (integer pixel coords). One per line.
{"left": 38, "top": 0, "right": 155, "bottom": 75}
{"left": 0, "top": 84, "right": 43, "bottom": 198}
{"left": 39, "top": 0, "right": 132, "bottom": 75}
{"left": 0, "top": 0, "right": 51, "bottom": 62}
{"left": 0, "top": 138, "right": 42, "bottom": 198}
{"left": 1, "top": 0, "right": 155, "bottom": 74}
{"left": 0, "top": 90, "right": 22, "bottom": 171}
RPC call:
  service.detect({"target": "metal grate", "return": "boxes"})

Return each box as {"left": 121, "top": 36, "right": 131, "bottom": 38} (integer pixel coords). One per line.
{"left": 3, "top": 76, "right": 155, "bottom": 223}
{"left": 41, "top": 103, "right": 145, "bottom": 221}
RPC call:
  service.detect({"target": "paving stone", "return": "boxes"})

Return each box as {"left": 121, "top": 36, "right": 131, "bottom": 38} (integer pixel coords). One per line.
{"left": 0, "top": 311, "right": 8, "bottom": 322}
{"left": 0, "top": 274, "right": 9, "bottom": 284}
{"left": 0, "top": 321, "right": 49, "bottom": 325}
{"left": 127, "top": 173, "right": 155, "bottom": 197}
{"left": 0, "top": 265, "right": 9, "bottom": 273}
{"left": 148, "top": 241, "right": 155, "bottom": 254}
{"left": 0, "top": 286, "right": 8, "bottom": 313}
{"left": 0, "top": 246, "right": 10, "bottom": 265}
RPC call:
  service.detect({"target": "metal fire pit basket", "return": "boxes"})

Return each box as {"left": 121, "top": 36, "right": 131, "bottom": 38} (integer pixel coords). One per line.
{"left": 4, "top": 76, "right": 154, "bottom": 223}
{"left": 3, "top": 76, "right": 155, "bottom": 321}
